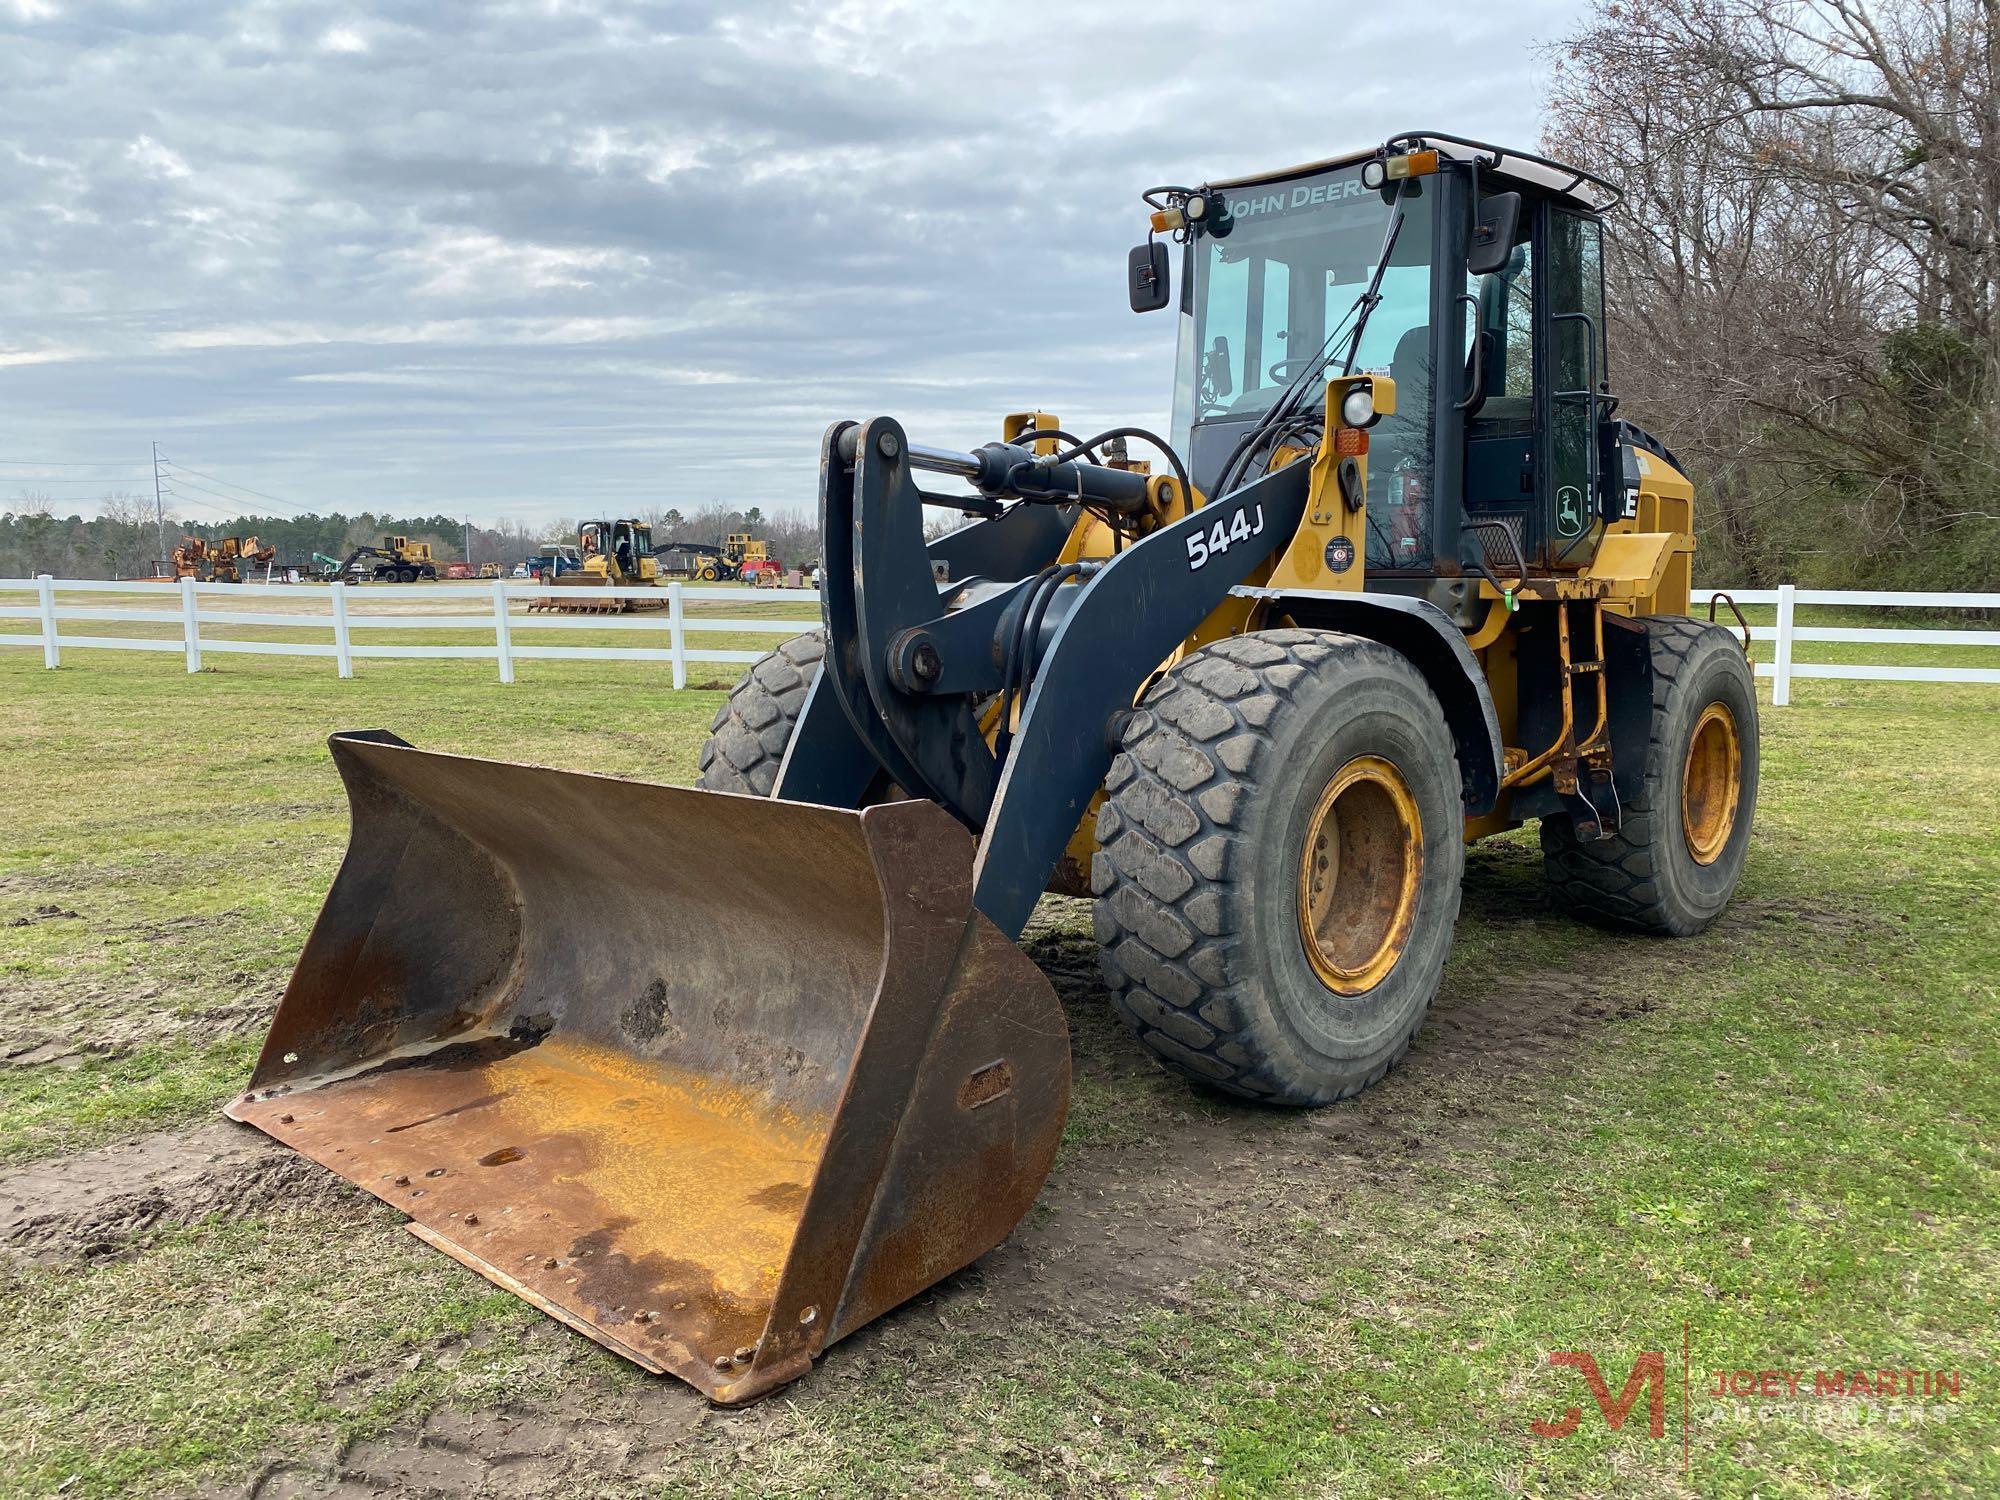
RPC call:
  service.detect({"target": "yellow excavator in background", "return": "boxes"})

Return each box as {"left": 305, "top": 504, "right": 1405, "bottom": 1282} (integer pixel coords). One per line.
{"left": 232, "top": 132, "right": 1757, "bottom": 1404}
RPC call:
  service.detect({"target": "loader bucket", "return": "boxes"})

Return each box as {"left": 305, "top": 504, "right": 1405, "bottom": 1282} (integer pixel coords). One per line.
{"left": 227, "top": 732, "right": 1068, "bottom": 1403}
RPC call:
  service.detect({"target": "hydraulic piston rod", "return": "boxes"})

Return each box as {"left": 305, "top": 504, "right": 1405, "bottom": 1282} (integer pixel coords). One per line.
{"left": 836, "top": 423, "right": 1157, "bottom": 513}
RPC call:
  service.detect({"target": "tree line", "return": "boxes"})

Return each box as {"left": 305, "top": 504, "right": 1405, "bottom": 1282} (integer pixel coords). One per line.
{"left": 0, "top": 498, "right": 826, "bottom": 580}
{"left": 1546, "top": 0, "right": 1996, "bottom": 589}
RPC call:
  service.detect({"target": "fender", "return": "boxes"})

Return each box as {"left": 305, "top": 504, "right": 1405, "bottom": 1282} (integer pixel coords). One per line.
{"left": 1230, "top": 587, "right": 1505, "bottom": 817}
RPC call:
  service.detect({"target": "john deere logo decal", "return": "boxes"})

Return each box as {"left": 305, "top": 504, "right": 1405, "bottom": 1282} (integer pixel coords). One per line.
{"left": 1556, "top": 486, "right": 1586, "bottom": 537}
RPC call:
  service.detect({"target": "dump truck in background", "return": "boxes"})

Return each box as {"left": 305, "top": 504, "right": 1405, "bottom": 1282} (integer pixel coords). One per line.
{"left": 231, "top": 132, "right": 1758, "bottom": 1404}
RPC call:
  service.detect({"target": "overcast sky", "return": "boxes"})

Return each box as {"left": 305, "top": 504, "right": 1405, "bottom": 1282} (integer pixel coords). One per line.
{"left": 1, "top": 0, "right": 1584, "bottom": 526}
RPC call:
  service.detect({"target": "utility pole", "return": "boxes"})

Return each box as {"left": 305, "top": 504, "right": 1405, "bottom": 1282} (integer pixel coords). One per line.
{"left": 151, "top": 442, "right": 168, "bottom": 561}
{"left": 464, "top": 517, "right": 472, "bottom": 566}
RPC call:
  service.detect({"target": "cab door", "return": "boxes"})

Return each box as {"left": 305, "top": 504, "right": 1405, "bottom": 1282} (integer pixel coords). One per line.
{"left": 1542, "top": 208, "right": 1608, "bottom": 567}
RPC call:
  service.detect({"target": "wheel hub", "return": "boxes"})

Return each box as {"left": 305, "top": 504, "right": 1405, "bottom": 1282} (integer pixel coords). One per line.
{"left": 1681, "top": 701, "right": 1741, "bottom": 865}
{"left": 1297, "top": 755, "right": 1424, "bottom": 995}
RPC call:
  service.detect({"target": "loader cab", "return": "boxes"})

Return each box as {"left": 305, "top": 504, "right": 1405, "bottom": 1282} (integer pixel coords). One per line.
{"left": 1163, "top": 137, "right": 1617, "bottom": 611}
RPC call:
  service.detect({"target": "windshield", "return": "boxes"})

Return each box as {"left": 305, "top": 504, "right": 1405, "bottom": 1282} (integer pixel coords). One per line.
{"left": 1172, "top": 163, "right": 1440, "bottom": 568}
{"left": 1175, "top": 165, "right": 1436, "bottom": 433}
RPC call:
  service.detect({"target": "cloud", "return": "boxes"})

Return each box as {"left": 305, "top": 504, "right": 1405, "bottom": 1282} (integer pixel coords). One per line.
{"left": 0, "top": 0, "right": 1583, "bottom": 522}
{"left": 124, "top": 134, "right": 191, "bottom": 180}
{"left": 317, "top": 24, "right": 369, "bottom": 53}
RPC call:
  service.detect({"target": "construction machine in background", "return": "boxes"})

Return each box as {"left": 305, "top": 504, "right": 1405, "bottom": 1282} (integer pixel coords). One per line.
{"left": 655, "top": 540, "right": 732, "bottom": 580}
{"left": 324, "top": 537, "right": 441, "bottom": 583}
{"left": 655, "top": 532, "right": 779, "bottom": 583}
{"left": 529, "top": 519, "right": 664, "bottom": 612}
{"left": 207, "top": 536, "right": 277, "bottom": 584}
{"left": 232, "top": 133, "right": 1758, "bottom": 1404}
{"left": 151, "top": 536, "right": 211, "bottom": 580}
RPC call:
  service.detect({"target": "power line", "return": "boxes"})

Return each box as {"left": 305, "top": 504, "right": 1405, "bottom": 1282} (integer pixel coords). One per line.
{"left": 162, "top": 460, "right": 311, "bottom": 514}
{"left": 0, "top": 457, "right": 148, "bottom": 467}
{"left": 165, "top": 474, "right": 310, "bottom": 516}
{"left": 0, "top": 474, "right": 154, "bottom": 485}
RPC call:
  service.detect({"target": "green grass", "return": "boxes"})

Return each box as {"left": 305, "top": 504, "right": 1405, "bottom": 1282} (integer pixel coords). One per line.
{"left": 1, "top": 639, "right": 1995, "bottom": 1497}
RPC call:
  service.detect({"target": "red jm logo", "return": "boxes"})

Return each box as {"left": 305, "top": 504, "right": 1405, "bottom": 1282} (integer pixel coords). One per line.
{"left": 1532, "top": 1351, "right": 1668, "bottom": 1439}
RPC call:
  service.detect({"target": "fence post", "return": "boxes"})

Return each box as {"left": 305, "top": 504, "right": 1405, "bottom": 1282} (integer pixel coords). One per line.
{"left": 1773, "top": 583, "right": 1796, "bottom": 707}
{"left": 492, "top": 579, "right": 515, "bottom": 684}
{"left": 179, "top": 576, "right": 201, "bottom": 673}
{"left": 329, "top": 582, "right": 354, "bottom": 679}
{"left": 667, "top": 580, "right": 687, "bottom": 690}
{"left": 35, "top": 574, "right": 59, "bottom": 669}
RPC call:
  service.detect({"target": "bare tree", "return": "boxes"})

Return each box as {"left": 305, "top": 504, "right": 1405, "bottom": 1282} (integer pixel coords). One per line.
{"left": 1545, "top": 0, "right": 1998, "bottom": 586}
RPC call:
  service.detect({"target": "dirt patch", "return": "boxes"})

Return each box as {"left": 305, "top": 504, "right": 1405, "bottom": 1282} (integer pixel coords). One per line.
{"left": 0, "top": 1117, "right": 355, "bottom": 1265}
{"left": 6, "top": 903, "right": 80, "bottom": 928}
{"left": 0, "top": 982, "right": 277, "bottom": 1070}
{"left": 221, "top": 1395, "right": 709, "bottom": 1499}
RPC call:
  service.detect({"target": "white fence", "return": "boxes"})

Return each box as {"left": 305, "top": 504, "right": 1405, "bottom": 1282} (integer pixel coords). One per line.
{"left": 2, "top": 576, "right": 1995, "bottom": 704}
{"left": 1690, "top": 586, "right": 2000, "bottom": 705}
{"left": 0, "top": 577, "right": 818, "bottom": 690}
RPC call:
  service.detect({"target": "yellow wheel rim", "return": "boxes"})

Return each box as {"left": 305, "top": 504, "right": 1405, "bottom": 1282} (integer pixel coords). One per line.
{"left": 1297, "top": 756, "right": 1424, "bottom": 995}
{"left": 1681, "top": 702, "right": 1742, "bottom": 865}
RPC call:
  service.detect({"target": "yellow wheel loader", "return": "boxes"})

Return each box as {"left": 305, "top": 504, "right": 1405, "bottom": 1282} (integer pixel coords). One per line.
{"left": 233, "top": 132, "right": 1757, "bottom": 1403}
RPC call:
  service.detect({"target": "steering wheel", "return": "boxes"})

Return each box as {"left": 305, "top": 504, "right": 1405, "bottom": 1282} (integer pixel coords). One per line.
{"left": 1267, "top": 356, "right": 1316, "bottom": 382}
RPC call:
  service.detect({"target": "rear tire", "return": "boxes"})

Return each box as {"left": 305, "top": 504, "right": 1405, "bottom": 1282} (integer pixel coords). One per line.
{"left": 696, "top": 631, "right": 825, "bottom": 796}
{"left": 1541, "top": 618, "right": 1758, "bottom": 935}
{"left": 1092, "top": 629, "right": 1465, "bottom": 1106}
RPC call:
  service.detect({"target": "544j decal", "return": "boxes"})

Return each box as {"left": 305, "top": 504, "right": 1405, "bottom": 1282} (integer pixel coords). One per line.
{"left": 1185, "top": 502, "right": 1266, "bottom": 570}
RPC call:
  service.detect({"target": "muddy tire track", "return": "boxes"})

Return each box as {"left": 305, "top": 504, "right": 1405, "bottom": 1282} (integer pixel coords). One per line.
{"left": 0, "top": 1118, "right": 354, "bottom": 1265}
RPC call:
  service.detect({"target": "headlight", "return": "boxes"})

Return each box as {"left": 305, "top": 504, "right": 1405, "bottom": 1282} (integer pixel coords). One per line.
{"left": 1185, "top": 193, "right": 1209, "bottom": 222}
{"left": 1361, "top": 159, "right": 1387, "bottom": 191}
{"left": 1341, "top": 383, "right": 1378, "bottom": 428}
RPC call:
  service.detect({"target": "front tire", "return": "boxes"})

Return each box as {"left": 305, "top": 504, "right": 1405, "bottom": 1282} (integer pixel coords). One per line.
{"left": 1092, "top": 629, "right": 1465, "bottom": 1106}
{"left": 1541, "top": 618, "right": 1758, "bottom": 934}
{"left": 696, "top": 631, "right": 825, "bottom": 796}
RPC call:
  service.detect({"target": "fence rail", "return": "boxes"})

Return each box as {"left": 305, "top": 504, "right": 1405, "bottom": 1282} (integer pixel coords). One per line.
{"left": 3, "top": 576, "right": 1994, "bottom": 704}
{"left": 1690, "top": 586, "right": 2000, "bottom": 705}
{"left": 0, "top": 576, "right": 818, "bottom": 690}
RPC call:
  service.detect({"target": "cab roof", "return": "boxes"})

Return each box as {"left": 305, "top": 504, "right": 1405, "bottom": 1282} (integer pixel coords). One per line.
{"left": 1205, "top": 131, "right": 1620, "bottom": 214}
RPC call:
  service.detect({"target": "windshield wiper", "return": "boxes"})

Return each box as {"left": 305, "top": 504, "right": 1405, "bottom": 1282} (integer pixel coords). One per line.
{"left": 1340, "top": 179, "right": 1410, "bottom": 375}
{"left": 1208, "top": 181, "right": 1411, "bottom": 499}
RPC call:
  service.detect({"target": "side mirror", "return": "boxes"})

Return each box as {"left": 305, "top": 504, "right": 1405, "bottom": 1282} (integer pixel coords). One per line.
{"left": 1468, "top": 192, "right": 1523, "bottom": 277}
{"left": 1128, "top": 240, "right": 1171, "bottom": 313}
